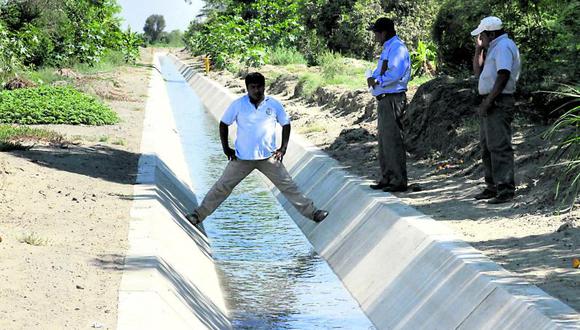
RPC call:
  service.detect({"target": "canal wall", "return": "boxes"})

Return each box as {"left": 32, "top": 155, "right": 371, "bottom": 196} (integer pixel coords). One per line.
{"left": 170, "top": 55, "right": 579, "bottom": 329}
{"left": 117, "top": 54, "right": 231, "bottom": 329}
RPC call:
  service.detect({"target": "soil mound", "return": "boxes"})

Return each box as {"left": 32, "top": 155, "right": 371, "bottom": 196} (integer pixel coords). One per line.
{"left": 4, "top": 77, "right": 37, "bottom": 90}
{"left": 404, "top": 75, "right": 479, "bottom": 159}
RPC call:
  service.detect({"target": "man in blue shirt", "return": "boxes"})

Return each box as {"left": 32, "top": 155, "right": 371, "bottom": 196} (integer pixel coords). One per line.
{"left": 366, "top": 17, "right": 411, "bottom": 192}
{"left": 185, "top": 72, "right": 329, "bottom": 225}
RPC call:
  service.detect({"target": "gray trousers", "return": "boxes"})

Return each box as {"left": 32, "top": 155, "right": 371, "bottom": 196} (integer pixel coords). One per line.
{"left": 479, "top": 94, "right": 515, "bottom": 195}
{"left": 195, "top": 156, "right": 317, "bottom": 220}
{"left": 377, "top": 93, "right": 408, "bottom": 187}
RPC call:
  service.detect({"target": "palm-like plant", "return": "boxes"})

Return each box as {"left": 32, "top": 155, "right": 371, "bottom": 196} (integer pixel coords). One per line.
{"left": 543, "top": 85, "right": 580, "bottom": 210}
{"left": 410, "top": 40, "right": 437, "bottom": 78}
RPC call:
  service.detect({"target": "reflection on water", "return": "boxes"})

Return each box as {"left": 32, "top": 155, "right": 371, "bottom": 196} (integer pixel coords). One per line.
{"left": 160, "top": 56, "right": 374, "bottom": 329}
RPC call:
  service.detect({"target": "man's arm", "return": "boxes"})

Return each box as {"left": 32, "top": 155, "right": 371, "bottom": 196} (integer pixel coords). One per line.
{"left": 219, "top": 121, "right": 236, "bottom": 160}
{"left": 473, "top": 35, "right": 485, "bottom": 77}
{"left": 480, "top": 70, "right": 510, "bottom": 115}
{"left": 273, "top": 124, "right": 290, "bottom": 161}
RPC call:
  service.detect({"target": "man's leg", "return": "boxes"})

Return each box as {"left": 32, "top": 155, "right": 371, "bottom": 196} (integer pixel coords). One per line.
{"left": 486, "top": 96, "right": 515, "bottom": 197}
{"left": 480, "top": 114, "right": 496, "bottom": 192}
{"left": 195, "top": 160, "right": 255, "bottom": 221}
{"left": 257, "top": 157, "right": 317, "bottom": 219}
{"left": 377, "top": 94, "right": 407, "bottom": 188}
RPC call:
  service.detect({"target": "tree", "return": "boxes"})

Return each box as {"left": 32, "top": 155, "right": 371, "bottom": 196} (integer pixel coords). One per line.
{"left": 143, "top": 14, "right": 165, "bottom": 43}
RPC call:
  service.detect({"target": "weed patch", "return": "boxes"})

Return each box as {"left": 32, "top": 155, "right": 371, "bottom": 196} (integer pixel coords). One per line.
{"left": 0, "top": 86, "right": 118, "bottom": 125}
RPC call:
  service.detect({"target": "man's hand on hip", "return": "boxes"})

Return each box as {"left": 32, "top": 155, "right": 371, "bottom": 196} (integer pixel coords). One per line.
{"left": 224, "top": 147, "right": 237, "bottom": 161}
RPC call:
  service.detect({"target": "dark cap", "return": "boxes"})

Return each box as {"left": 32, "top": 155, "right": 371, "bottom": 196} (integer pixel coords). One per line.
{"left": 367, "top": 17, "right": 395, "bottom": 32}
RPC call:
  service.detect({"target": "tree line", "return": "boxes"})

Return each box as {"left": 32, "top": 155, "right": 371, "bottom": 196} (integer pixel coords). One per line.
{"left": 184, "top": 0, "right": 578, "bottom": 96}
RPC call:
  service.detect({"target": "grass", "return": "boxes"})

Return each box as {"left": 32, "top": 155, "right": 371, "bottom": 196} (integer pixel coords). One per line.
{"left": 0, "top": 125, "right": 65, "bottom": 151}
{"left": 409, "top": 74, "right": 435, "bottom": 87}
{"left": 22, "top": 68, "right": 67, "bottom": 86}
{"left": 297, "top": 73, "right": 324, "bottom": 98}
{"left": 266, "top": 47, "right": 307, "bottom": 65}
{"left": 20, "top": 232, "right": 48, "bottom": 246}
{"left": 72, "top": 50, "right": 127, "bottom": 74}
{"left": 112, "top": 138, "right": 126, "bottom": 146}
{"left": 300, "top": 123, "right": 327, "bottom": 134}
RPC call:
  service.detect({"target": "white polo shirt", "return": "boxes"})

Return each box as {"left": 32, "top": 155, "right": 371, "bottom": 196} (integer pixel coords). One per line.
{"left": 221, "top": 95, "right": 290, "bottom": 160}
{"left": 479, "top": 34, "right": 521, "bottom": 95}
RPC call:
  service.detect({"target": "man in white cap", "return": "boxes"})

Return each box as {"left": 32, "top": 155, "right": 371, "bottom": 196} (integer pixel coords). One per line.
{"left": 471, "top": 16, "right": 521, "bottom": 204}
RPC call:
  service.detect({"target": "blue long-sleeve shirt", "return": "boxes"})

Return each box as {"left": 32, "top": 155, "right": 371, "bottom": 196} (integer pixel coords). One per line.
{"left": 372, "top": 36, "right": 411, "bottom": 96}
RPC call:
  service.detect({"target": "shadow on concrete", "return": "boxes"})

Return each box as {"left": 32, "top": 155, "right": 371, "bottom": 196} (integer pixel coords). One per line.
{"left": 98, "top": 255, "right": 231, "bottom": 329}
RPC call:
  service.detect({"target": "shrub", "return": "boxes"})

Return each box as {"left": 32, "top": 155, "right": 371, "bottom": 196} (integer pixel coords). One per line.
{"left": 0, "top": 86, "right": 118, "bottom": 125}
{"left": 0, "top": 21, "right": 21, "bottom": 82}
{"left": 381, "top": 0, "right": 442, "bottom": 47}
{"left": 0, "top": 0, "right": 138, "bottom": 68}
{"left": 410, "top": 40, "right": 438, "bottom": 78}
{"left": 301, "top": 0, "right": 380, "bottom": 60}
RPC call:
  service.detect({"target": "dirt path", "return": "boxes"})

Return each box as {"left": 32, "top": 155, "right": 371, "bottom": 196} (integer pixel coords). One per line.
{"left": 0, "top": 49, "right": 154, "bottom": 329}
{"left": 195, "top": 56, "right": 579, "bottom": 312}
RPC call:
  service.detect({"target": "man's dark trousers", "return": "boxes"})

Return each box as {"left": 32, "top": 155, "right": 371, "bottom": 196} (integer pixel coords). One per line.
{"left": 479, "top": 94, "right": 515, "bottom": 195}
{"left": 377, "top": 92, "right": 407, "bottom": 188}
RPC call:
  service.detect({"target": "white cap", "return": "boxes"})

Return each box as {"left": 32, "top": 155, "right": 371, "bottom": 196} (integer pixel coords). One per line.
{"left": 470, "top": 16, "right": 502, "bottom": 36}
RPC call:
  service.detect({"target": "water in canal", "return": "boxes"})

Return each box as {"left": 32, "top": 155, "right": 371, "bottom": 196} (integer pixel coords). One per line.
{"left": 160, "top": 56, "right": 374, "bottom": 329}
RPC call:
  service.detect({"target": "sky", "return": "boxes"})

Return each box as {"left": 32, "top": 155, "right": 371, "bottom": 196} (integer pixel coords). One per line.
{"left": 117, "top": 0, "right": 203, "bottom": 33}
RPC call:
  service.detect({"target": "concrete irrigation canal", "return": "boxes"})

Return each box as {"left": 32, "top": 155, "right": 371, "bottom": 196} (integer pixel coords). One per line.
{"left": 114, "top": 53, "right": 580, "bottom": 329}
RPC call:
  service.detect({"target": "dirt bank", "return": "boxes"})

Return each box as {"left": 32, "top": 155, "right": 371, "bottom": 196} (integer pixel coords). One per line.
{"left": 0, "top": 49, "right": 154, "bottom": 329}
{"left": 189, "top": 53, "right": 579, "bottom": 311}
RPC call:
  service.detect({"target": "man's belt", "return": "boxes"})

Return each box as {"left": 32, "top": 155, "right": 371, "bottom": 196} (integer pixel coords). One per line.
{"left": 376, "top": 91, "right": 405, "bottom": 101}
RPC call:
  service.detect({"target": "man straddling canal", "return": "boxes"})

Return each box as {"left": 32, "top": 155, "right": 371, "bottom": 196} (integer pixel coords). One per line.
{"left": 185, "top": 72, "right": 329, "bottom": 225}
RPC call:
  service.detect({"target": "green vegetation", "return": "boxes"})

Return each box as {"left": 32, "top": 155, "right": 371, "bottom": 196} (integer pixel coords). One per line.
{"left": 20, "top": 232, "right": 48, "bottom": 246}
{"left": 0, "top": 0, "right": 140, "bottom": 84}
{"left": 0, "top": 125, "right": 64, "bottom": 151}
{"left": 0, "top": 86, "right": 118, "bottom": 125}
{"left": 543, "top": 86, "right": 580, "bottom": 208}
{"left": 266, "top": 47, "right": 306, "bottom": 65}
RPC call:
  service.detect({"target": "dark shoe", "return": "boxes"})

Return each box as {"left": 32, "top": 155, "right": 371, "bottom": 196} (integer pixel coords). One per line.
{"left": 370, "top": 182, "right": 389, "bottom": 190}
{"left": 185, "top": 211, "right": 202, "bottom": 226}
{"left": 382, "top": 185, "right": 407, "bottom": 192}
{"left": 487, "top": 193, "right": 514, "bottom": 204}
{"left": 312, "top": 210, "right": 329, "bottom": 223}
{"left": 474, "top": 189, "right": 497, "bottom": 200}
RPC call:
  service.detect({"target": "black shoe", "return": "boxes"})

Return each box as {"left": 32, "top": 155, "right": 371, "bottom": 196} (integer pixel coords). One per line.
{"left": 487, "top": 193, "right": 514, "bottom": 204}
{"left": 474, "top": 189, "right": 497, "bottom": 200}
{"left": 370, "top": 182, "right": 389, "bottom": 190}
{"left": 185, "top": 211, "right": 202, "bottom": 226}
{"left": 382, "top": 185, "right": 407, "bottom": 192}
{"left": 312, "top": 210, "right": 329, "bottom": 223}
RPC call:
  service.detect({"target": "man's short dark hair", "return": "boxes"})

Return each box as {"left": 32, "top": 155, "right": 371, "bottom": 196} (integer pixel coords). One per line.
{"left": 368, "top": 17, "right": 395, "bottom": 34}
{"left": 245, "top": 72, "right": 265, "bottom": 86}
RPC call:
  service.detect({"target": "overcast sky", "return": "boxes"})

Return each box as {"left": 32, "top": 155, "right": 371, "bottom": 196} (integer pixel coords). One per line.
{"left": 117, "top": 0, "right": 203, "bottom": 32}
